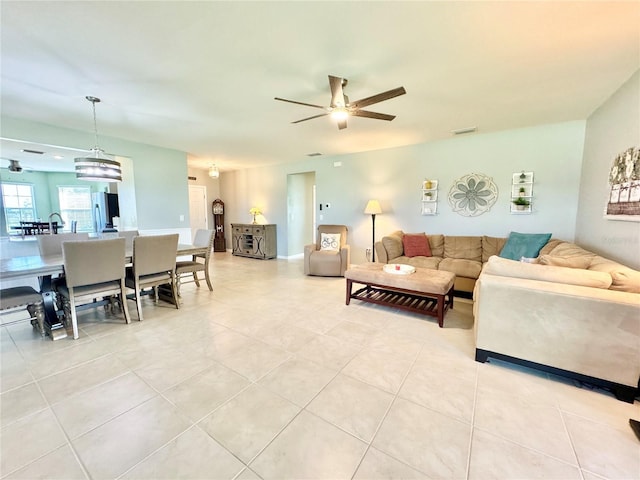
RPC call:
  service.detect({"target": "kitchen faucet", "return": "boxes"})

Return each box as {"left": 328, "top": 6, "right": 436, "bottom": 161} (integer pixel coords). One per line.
{"left": 48, "top": 212, "right": 65, "bottom": 234}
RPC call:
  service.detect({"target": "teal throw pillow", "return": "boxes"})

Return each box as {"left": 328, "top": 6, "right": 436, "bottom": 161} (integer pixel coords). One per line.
{"left": 499, "top": 232, "right": 552, "bottom": 261}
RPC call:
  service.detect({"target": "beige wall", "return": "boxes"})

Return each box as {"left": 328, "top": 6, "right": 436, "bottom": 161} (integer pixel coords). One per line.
{"left": 575, "top": 70, "right": 640, "bottom": 269}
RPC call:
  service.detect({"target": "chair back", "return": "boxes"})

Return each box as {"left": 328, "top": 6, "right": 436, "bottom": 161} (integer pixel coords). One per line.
{"left": 62, "top": 238, "right": 126, "bottom": 288}
{"left": 192, "top": 229, "right": 214, "bottom": 259}
{"left": 37, "top": 233, "right": 90, "bottom": 256}
{"left": 117, "top": 230, "right": 139, "bottom": 250}
{"left": 132, "top": 234, "right": 179, "bottom": 277}
{"left": 316, "top": 225, "right": 348, "bottom": 249}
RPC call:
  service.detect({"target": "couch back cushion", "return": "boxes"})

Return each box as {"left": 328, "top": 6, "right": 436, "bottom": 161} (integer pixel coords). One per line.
{"left": 428, "top": 234, "right": 445, "bottom": 257}
{"left": 482, "top": 236, "right": 507, "bottom": 262}
{"left": 538, "top": 255, "right": 592, "bottom": 269}
{"left": 538, "top": 238, "right": 565, "bottom": 256}
{"left": 484, "top": 255, "right": 613, "bottom": 289}
{"left": 444, "top": 236, "right": 482, "bottom": 262}
{"left": 403, "top": 233, "right": 432, "bottom": 257}
{"left": 381, "top": 231, "right": 404, "bottom": 260}
{"left": 588, "top": 257, "right": 640, "bottom": 293}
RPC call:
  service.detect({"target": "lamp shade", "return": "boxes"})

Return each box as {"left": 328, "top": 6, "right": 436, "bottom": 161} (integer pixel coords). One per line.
{"left": 364, "top": 199, "right": 382, "bottom": 215}
{"left": 75, "top": 150, "right": 122, "bottom": 182}
{"left": 208, "top": 165, "right": 219, "bottom": 178}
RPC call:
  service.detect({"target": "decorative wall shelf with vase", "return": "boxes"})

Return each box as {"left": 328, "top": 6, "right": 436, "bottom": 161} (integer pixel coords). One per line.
{"left": 511, "top": 171, "right": 534, "bottom": 214}
{"left": 421, "top": 179, "right": 438, "bottom": 215}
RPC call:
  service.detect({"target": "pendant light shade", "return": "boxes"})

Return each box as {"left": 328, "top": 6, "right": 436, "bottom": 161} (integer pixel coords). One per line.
{"left": 208, "top": 165, "right": 219, "bottom": 178}
{"left": 75, "top": 96, "right": 122, "bottom": 182}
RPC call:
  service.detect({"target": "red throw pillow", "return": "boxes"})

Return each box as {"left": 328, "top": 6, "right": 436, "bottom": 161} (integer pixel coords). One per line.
{"left": 402, "top": 234, "right": 432, "bottom": 257}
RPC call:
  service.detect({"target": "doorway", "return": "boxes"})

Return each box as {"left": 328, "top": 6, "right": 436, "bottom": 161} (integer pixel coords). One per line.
{"left": 286, "top": 172, "right": 315, "bottom": 256}
{"left": 188, "top": 185, "right": 207, "bottom": 241}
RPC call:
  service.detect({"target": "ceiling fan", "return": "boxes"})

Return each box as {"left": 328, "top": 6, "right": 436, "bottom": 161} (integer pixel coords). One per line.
{"left": 275, "top": 75, "right": 406, "bottom": 130}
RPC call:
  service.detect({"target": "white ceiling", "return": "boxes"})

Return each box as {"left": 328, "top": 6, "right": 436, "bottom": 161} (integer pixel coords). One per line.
{"left": 1, "top": 1, "right": 639, "bottom": 174}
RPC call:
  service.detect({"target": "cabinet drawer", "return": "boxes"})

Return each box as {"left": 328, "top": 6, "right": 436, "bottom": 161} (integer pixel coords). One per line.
{"left": 252, "top": 227, "right": 263, "bottom": 235}
{"left": 232, "top": 226, "right": 243, "bottom": 234}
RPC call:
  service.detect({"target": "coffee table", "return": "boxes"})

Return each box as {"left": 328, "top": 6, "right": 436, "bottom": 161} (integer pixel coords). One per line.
{"left": 345, "top": 262, "right": 455, "bottom": 327}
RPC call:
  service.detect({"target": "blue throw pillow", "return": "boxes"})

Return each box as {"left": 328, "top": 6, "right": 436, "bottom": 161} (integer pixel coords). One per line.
{"left": 499, "top": 232, "right": 552, "bottom": 261}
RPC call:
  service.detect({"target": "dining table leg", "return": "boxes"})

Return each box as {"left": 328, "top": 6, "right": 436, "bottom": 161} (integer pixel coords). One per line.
{"left": 39, "top": 275, "right": 68, "bottom": 340}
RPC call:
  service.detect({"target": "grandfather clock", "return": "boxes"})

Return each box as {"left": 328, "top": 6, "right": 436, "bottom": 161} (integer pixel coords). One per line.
{"left": 212, "top": 198, "right": 226, "bottom": 252}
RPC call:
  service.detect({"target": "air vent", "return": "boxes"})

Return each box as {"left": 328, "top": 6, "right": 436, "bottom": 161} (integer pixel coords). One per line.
{"left": 306, "top": 152, "right": 322, "bottom": 157}
{"left": 452, "top": 127, "right": 477, "bottom": 135}
{"left": 21, "top": 148, "right": 44, "bottom": 154}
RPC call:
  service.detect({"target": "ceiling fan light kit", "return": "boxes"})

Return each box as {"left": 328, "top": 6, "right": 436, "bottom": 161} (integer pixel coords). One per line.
{"left": 75, "top": 96, "right": 122, "bottom": 182}
{"left": 275, "top": 75, "right": 406, "bottom": 130}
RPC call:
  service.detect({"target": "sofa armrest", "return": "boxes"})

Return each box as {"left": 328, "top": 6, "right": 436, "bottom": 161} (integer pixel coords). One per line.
{"left": 475, "top": 272, "right": 640, "bottom": 388}
{"left": 374, "top": 241, "right": 388, "bottom": 264}
{"left": 303, "top": 243, "right": 317, "bottom": 275}
{"left": 339, "top": 245, "right": 351, "bottom": 275}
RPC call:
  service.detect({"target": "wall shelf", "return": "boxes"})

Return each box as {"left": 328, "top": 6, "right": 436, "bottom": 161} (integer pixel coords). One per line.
{"left": 421, "top": 179, "right": 438, "bottom": 215}
{"left": 511, "top": 171, "right": 534, "bottom": 214}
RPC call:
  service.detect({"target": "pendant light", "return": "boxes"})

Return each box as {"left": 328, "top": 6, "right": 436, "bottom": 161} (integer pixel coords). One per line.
{"left": 75, "top": 96, "right": 122, "bottom": 182}
{"left": 208, "top": 164, "right": 220, "bottom": 178}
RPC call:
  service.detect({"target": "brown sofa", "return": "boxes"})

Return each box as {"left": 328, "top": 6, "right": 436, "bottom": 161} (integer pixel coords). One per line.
{"left": 374, "top": 231, "right": 506, "bottom": 295}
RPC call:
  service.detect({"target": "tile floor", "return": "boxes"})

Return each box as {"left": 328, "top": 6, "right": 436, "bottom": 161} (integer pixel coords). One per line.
{"left": 1, "top": 252, "right": 639, "bottom": 479}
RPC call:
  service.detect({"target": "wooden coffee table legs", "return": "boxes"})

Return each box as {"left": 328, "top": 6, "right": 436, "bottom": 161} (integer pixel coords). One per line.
{"left": 346, "top": 278, "right": 454, "bottom": 327}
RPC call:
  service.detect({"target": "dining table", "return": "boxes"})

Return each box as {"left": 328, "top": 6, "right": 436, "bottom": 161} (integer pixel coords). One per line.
{"left": 0, "top": 243, "right": 208, "bottom": 340}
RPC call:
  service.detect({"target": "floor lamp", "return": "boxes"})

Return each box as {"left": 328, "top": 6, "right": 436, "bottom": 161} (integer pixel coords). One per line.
{"left": 364, "top": 200, "right": 382, "bottom": 262}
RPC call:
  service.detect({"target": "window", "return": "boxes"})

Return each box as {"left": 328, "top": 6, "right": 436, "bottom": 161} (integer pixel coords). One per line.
{"left": 1, "top": 183, "right": 36, "bottom": 234}
{"left": 58, "top": 186, "right": 93, "bottom": 232}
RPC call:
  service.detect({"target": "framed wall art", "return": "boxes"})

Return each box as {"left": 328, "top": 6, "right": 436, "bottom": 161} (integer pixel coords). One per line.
{"left": 605, "top": 146, "right": 640, "bottom": 222}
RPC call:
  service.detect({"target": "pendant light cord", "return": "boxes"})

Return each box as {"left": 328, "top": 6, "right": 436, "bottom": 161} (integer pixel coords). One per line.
{"left": 91, "top": 99, "right": 100, "bottom": 151}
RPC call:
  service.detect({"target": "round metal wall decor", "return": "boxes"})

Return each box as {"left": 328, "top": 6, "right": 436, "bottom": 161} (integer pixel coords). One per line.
{"left": 448, "top": 173, "right": 498, "bottom": 217}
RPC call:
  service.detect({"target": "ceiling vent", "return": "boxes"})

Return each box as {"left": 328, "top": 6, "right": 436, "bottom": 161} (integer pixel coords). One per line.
{"left": 8, "top": 159, "right": 23, "bottom": 173}
{"left": 307, "top": 152, "right": 322, "bottom": 157}
{"left": 452, "top": 126, "right": 477, "bottom": 135}
{"left": 21, "top": 148, "right": 44, "bottom": 155}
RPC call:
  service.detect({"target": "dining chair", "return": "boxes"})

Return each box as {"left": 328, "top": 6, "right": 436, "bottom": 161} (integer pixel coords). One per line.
{"left": 125, "top": 233, "right": 179, "bottom": 321}
{"left": 57, "top": 237, "right": 130, "bottom": 339}
{"left": 0, "top": 286, "right": 45, "bottom": 336}
{"left": 37, "top": 232, "right": 89, "bottom": 256}
{"left": 117, "top": 230, "right": 139, "bottom": 250}
{"left": 175, "top": 229, "right": 214, "bottom": 295}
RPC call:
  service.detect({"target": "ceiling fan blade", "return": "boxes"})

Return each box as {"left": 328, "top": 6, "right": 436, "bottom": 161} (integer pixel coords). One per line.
{"left": 328, "top": 75, "right": 347, "bottom": 108}
{"left": 351, "top": 110, "right": 396, "bottom": 121}
{"left": 291, "top": 113, "right": 329, "bottom": 124}
{"left": 274, "top": 97, "right": 326, "bottom": 110}
{"left": 349, "top": 86, "right": 406, "bottom": 109}
{"left": 337, "top": 119, "right": 348, "bottom": 130}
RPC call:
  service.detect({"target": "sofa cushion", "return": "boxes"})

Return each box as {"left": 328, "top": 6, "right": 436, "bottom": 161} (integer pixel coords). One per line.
{"left": 588, "top": 257, "right": 640, "bottom": 293}
{"left": 538, "top": 255, "right": 592, "bottom": 269}
{"left": 403, "top": 234, "right": 432, "bottom": 257}
{"left": 499, "top": 232, "right": 552, "bottom": 261}
{"left": 381, "top": 231, "right": 404, "bottom": 260}
{"left": 547, "top": 242, "right": 596, "bottom": 259}
{"left": 444, "top": 236, "right": 482, "bottom": 262}
{"left": 484, "top": 255, "right": 613, "bottom": 289}
{"left": 538, "top": 238, "right": 565, "bottom": 256}
{"left": 428, "top": 234, "right": 445, "bottom": 257}
{"left": 396, "top": 256, "right": 443, "bottom": 270}
{"left": 439, "top": 258, "right": 483, "bottom": 279}
{"left": 482, "top": 236, "right": 507, "bottom": 262}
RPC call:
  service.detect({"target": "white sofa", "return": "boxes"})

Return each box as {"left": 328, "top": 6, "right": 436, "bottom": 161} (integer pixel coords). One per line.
{"left": 473, "top": 240, "right": 640, "bottom": 402}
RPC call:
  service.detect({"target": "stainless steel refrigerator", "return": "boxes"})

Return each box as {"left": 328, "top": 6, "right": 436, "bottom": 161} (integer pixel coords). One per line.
{"left": 92, "top": 192, "right": 120, "bottom": 232}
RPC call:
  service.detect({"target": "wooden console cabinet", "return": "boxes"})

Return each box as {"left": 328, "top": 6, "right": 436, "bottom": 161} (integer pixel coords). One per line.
{"left": 231, "top": 224, "right": 277, "bottom": 259}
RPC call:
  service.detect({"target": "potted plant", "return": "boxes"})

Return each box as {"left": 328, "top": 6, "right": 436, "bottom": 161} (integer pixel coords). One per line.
{"left": 512, "top": 197, "right": 530, "bottom": 211}
{"left": 518, "top": 186, "right": 526, "bottom": 196}
{"left": 424, "top": 191, "right": 433, "bottom": 200}
{"left": 519, "top": 171, "right": 527, "bottom": 183}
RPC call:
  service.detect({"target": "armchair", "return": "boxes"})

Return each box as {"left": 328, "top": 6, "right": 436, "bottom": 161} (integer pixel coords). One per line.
{"left": 304, "top": 225, "right": 350, "bottom": 277}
